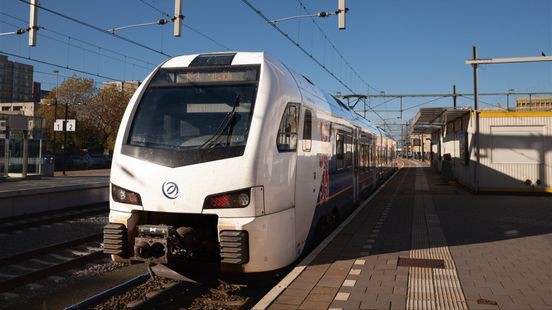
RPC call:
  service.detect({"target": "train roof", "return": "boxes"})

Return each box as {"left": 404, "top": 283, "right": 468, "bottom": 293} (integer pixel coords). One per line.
{"left": 161, "top": 52, "right": 393, "bottom": 140}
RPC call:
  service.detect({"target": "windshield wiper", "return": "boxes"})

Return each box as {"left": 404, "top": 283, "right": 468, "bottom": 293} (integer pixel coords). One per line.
{"left": 200, "top": 95, "right": 240, "bottom": 149}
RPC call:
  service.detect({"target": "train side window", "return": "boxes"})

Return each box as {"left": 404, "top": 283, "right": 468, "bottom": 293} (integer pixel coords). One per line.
{"left": 302, "top": 109, "right": 312, "bottom": 152}
{"left": 368, "top": 145, "right": 373, "bottom": 168}
{"left": 277, "top": 103, "right": 299, "bottom": 152}
{"left": 360, "top": 144, "right": 367, "bottom": 171}
{"left": 336, "top": 133, "right": 344, "bottom": 170}
{"left": 345, "top": 135, "right": 353, "bottom": 168}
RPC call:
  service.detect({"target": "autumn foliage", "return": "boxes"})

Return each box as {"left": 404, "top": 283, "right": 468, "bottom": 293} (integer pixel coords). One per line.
{"left": 36, "top": 76, "right": 132, "bottom": 154}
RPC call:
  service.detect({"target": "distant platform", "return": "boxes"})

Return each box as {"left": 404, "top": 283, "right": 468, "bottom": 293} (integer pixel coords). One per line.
{"left": 0, "top": 169, "right": 110, "bottom": 219}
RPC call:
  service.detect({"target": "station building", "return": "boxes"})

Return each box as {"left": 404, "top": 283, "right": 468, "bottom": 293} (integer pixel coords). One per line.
{"left": 0, "top": 114, "right": 45, "bottom": 178}
{"left": 410, "top": 107, "right": 552, "bottom": 193}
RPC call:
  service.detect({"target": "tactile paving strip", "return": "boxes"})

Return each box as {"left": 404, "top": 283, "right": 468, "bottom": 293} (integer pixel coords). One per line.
{"left": 406, "top": 167, "right": 468, "bottom": 310}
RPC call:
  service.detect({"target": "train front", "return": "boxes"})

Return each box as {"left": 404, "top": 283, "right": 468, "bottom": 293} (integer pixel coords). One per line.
{"left": 104, "top": 53, "right": 294, "bottom": 273}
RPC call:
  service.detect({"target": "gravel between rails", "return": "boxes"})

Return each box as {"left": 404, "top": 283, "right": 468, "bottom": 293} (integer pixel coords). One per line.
{"left": 89, "top": 274, "right": 269, "bottom": 310}
{"left": 91, "top": 276, "right": 175, "bottom": 310}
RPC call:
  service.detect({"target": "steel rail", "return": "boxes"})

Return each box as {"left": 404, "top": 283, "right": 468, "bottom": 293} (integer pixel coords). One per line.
{"left": 0, "top": 243, "right": 106, "bottom": 292}
{"left": 64, "top": 273, "right": 151, "bottom": 310}
{"left": 0, "top": 203, "right": 108, "bottom": 234}
{"left": 0, "top": 233, "right": 102, "bottom": 266}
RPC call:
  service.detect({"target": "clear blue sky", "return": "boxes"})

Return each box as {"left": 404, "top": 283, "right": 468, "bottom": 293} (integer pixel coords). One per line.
{"left": 1, "top": 0, "right": 551, "bottom": 127}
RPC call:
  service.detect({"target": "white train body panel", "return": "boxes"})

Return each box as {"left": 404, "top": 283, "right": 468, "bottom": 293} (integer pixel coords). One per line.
{"left": 105, "top": 52, "right": 396, "bottom": 273}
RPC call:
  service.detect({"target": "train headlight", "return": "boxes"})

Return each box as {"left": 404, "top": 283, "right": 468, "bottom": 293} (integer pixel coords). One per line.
{"left": 204, "top": 188, "right": 251, "bottom": 209}
{"left": 112, "top": 184, "right": 142, "bottom": 206}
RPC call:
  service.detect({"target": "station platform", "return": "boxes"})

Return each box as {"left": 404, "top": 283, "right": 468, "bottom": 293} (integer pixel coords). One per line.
{"left": 257, "top": 160, "right": 552, "bottom": 310}
{"left": 0, "top": 169, "right": 109, "bottom": 219}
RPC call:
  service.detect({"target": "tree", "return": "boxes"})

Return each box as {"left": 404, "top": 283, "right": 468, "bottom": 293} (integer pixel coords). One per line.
{"left": 80, "top": 87, "right": 130, "bottom": 152}
{"left": 36, "top": 76, "right": 96, "bottom": 154}
{"left": 36, "top": 76, "right": 132, "bottom": 156}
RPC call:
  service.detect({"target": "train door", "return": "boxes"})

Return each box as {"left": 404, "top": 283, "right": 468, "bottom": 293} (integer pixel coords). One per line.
{"left": 294, "top": 108, "right": 317, "bottom": 255}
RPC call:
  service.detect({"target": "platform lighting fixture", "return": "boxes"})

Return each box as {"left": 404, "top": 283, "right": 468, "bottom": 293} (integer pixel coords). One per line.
{"left": 53, "top": 70, "right": 59, "bottom": 159}
{"left": 506, "top": 88, "right": 515, "bottom": 110}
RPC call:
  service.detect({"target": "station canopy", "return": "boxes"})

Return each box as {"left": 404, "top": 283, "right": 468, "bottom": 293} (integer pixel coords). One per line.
{"left": 409, "top": 107, "right": 471, "bottom": 134}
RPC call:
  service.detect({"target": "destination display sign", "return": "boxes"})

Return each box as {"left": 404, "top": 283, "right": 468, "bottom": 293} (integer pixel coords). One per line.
{"left": 152, "top": 66, "right": 259, "bottom": 85}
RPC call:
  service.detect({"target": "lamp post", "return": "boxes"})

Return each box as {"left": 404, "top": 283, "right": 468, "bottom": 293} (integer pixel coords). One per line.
{"left": 62, "top": 93, "right": 68, "bottom": 176}
{"left": 507, "top": 88, "right": 514, "bottom": 110}
{"left": 53, "top": 70, "right": 59, "bottom": 163}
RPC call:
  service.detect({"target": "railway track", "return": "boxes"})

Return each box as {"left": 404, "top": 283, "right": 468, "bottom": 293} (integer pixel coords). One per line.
{"left": 0, "top": 233, "right": 105, "bottom": 292}
{"left": 0, "top": 203, "right": 108, "bottom": 234}
{"left": 65, "top": 267, "right": 280, "bottom": 310}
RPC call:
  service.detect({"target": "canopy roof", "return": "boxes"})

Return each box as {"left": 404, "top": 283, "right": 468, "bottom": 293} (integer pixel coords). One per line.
{"left": 409, "top": 107, "right": 470, "bottom": 134}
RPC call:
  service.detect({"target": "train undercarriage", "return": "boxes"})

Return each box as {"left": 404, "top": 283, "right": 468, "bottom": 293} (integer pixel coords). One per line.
{"left": 104, "top": 212, "right": 250, "bottom": 276}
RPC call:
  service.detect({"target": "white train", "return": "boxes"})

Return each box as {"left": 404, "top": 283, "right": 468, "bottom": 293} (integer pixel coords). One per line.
{"left": 104, "top": 52, "right": 397, "bottom": 273}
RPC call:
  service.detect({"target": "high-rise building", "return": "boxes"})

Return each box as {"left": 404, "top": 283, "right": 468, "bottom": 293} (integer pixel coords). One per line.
{"left": 0, "top": 55, "right": 33, "bottom": 102}
{"left": 32, "top": 82, "right": 41, "bottom": 103}
{"left": 102, "top": 80, "right": 140, "bottom": 94}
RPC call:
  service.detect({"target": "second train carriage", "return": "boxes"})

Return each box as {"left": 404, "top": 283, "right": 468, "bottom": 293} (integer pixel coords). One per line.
{"left": 104, "top": 52, "right": 397, "bottom": 273}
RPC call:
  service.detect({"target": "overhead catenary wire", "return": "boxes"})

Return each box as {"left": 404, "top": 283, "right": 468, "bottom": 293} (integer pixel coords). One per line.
{"left": 33, "top": 70, "right": 111, "bottom": 88}
{"left": 402, "top": 96, "right": 447, "bottom": 111}
{"left": 240, "top": 0, "right": 354, "bottom": 94}
{"left": 17, "top": 0, "right": 173, "bottom": 58}
{"left": 0, "top": 50, "right": 120, "bottom": 81}
{"left": 295, "top": 0, "right": 380, "bottom": 93}
{"left": 461, "top": 95, "right": 508, "bottom": 111}
{"left": 184, "top": 24, "right": 232, "bottom": 51}
{"left": 0, "top": 11, "right": 157, "bottom": 70}
{"left": 136, "top": 0, "right": 232, "bottom": 51}
{"left": 238, "top": 0, "right": 389, "bottom": 126}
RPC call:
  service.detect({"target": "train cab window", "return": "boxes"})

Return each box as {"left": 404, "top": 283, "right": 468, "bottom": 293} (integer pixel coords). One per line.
{"left": 302, "top": 109, "right": 312, "bottom": 152}
{"left": 336, "top": 133, "right": 344, "bottom": 170}
{"left": 277, "top": 103, "right": 299, "bottom": 152}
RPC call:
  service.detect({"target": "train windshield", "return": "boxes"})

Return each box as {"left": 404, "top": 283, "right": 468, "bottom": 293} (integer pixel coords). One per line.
{"left": 125, "top": 66, "right": 259, "bottom": 167}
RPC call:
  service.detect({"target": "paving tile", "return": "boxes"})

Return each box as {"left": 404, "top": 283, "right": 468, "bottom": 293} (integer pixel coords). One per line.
{"left": 359, "top": 299, "right": 390, "bottom": 310}
{"left": 329, "top": 300, "right": 361, "bottom": 310}
{"left": 304, "top": 292, "right": 336, "bottom": 303}
{"left": 299, "top": 300, "right": 332, "bottom": 309}
{"left": 334, "top": 292, "right": 350, "bottom": 301}
{"left": 365, "top": 286, "right": 393, "bottom": 295}
{"left": 319, "top": 275, "right": 348, "bottom": 288}
{"left": 278, "top": 287, "right": 311, "bottom": 298}
{"left": 269, "top": 303, "right": 300, "bottom": 310}
{"left": 273, "top": 294, "right": 305, "bottom": 306}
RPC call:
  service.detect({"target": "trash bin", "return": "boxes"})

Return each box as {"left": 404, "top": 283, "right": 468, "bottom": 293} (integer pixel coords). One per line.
{"left": 441, "top": 153, "right": 452, "bottom": 182}
{"left": 42, "top": 155, "right": 54, "bottom": 177}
